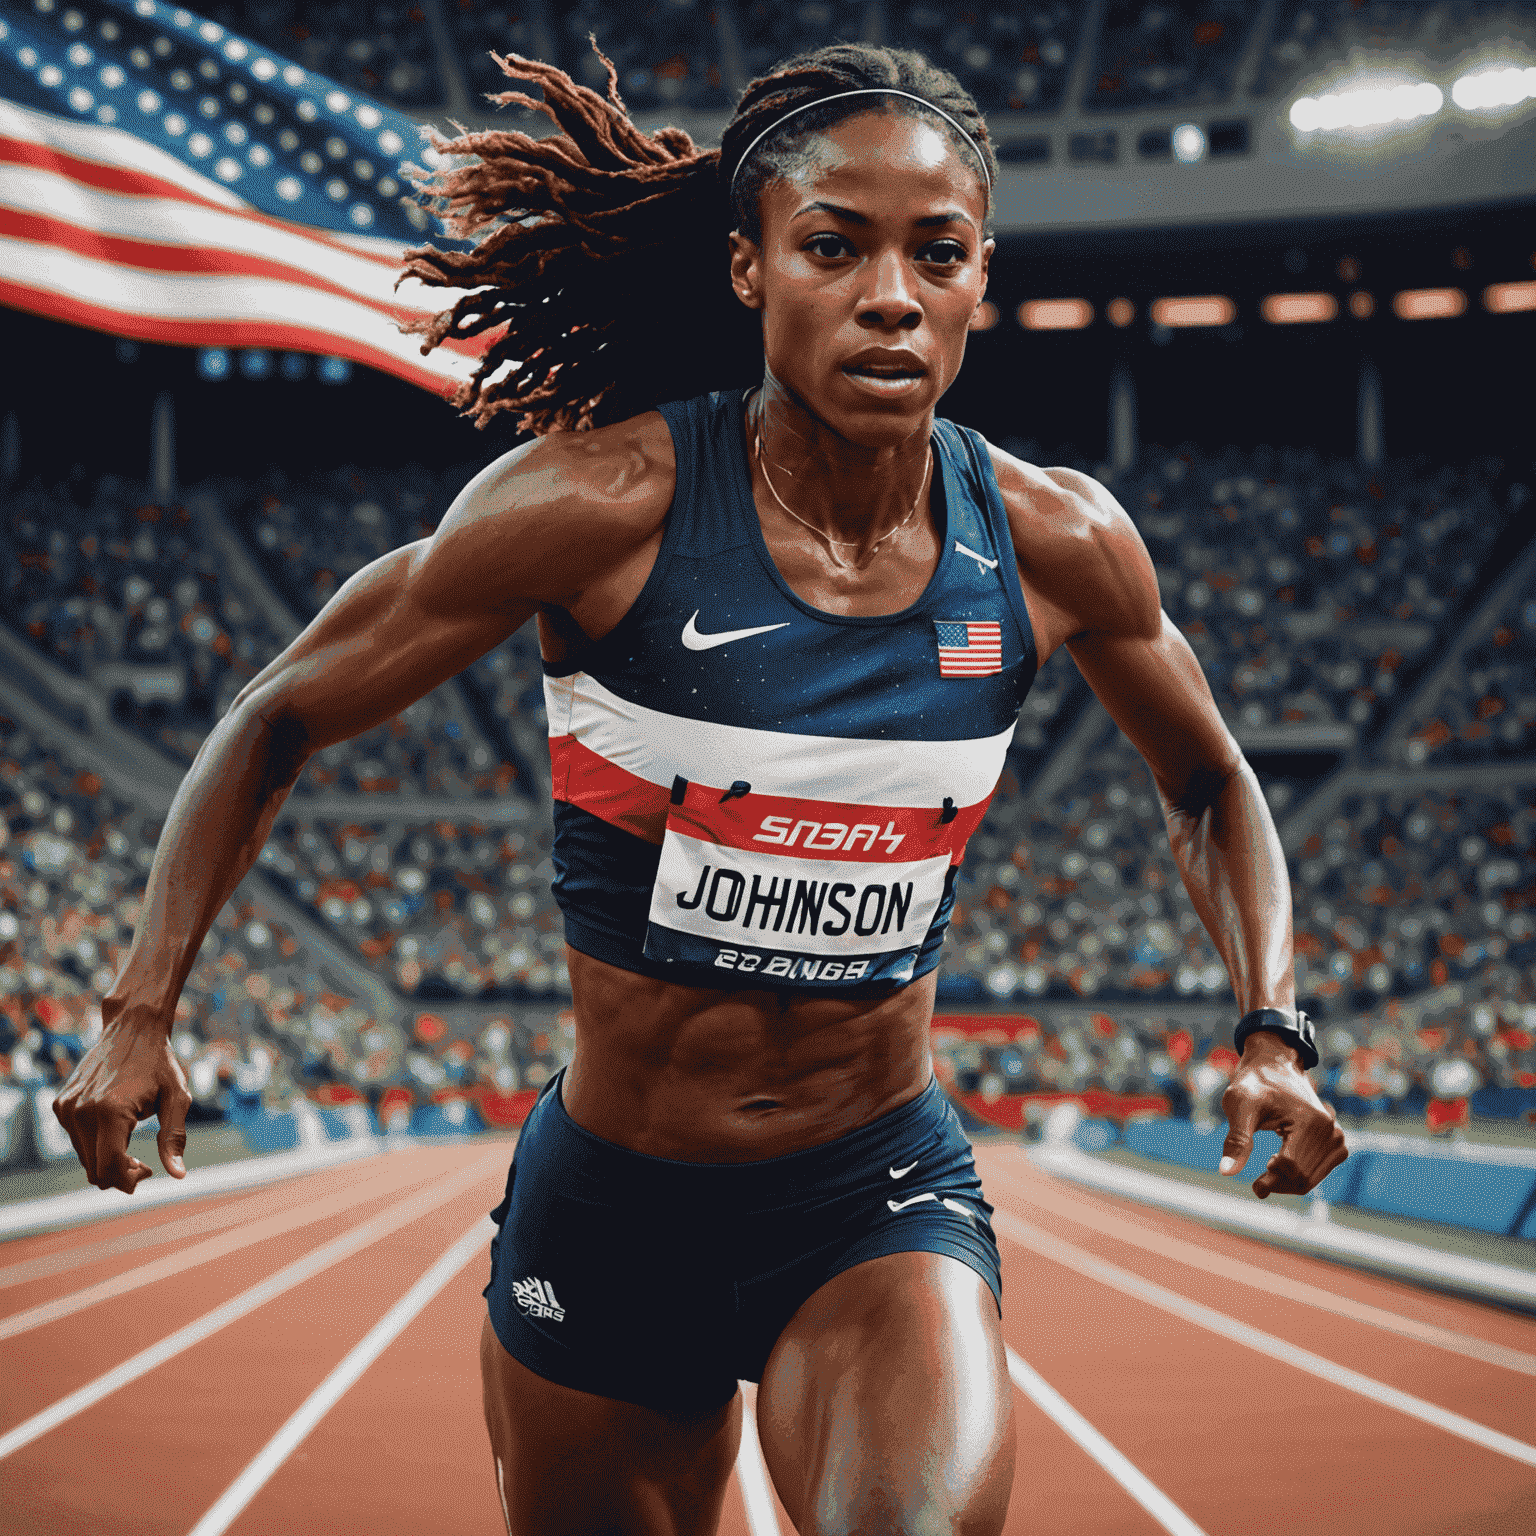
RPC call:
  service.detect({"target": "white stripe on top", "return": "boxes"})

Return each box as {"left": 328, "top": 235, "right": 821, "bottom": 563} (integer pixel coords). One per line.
{"left": 544, "top": 671, "right": 1016, "bottom": 809}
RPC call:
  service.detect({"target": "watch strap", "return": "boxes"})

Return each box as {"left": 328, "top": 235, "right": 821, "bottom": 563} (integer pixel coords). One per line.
{"left": 1234, "top": 1007, "right": 1318, "bottom": 1070}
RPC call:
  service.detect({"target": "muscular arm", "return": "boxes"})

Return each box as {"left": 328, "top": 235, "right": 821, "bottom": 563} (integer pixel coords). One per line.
{"left": 56, "top": 423, "right": 673, "bottom": 1190}
{"left": 1011, "top": 465, "right": 1292, "bottom": 1020}
{"left": 1003, "top": 457, "right": 1344, "bottom": 1196}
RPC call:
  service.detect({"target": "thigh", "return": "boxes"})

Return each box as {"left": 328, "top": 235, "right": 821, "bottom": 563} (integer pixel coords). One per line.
{"left": 755, "top": 1253, "right": 1016, "bottom": 1536}
{"left": 481, "top": 1315, "right": 742, "bottom": 1536}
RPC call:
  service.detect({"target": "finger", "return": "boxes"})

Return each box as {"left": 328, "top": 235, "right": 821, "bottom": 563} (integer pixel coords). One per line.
{"left": 1219, "top": 1089, "right": 1260, "bottom": 1176}
{"left": 157, "top": 1085, "right": 192, "bottom": 1178}
{"left": 52, "top": 1094, "right": 93, "bottom": 1179}
{"left": 94, "top": 1115, "right": 150, "bottom": 1194}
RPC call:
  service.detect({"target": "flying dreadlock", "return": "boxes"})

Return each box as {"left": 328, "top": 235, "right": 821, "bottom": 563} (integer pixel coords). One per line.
{"left": 400, "top": 40, "right": 996, "bottom": 437}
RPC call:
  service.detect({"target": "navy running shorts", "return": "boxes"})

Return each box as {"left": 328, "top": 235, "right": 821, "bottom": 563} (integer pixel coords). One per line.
{"left": 483, "top": 1071, "right": 1002, "bottom": 1415}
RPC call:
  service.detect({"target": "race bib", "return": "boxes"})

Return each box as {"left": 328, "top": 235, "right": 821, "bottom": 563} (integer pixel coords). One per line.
{"left": 643, "top": 777, "right": 958, "bottom": 987}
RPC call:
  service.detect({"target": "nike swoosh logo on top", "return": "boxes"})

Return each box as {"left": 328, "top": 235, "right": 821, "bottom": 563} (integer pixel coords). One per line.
{"left": 887, "top": 1193, "right": 940, "bottom": 1212}
{"left": 889, "top": 1160, "right": 920, "bottom": 1179}
{"left": 954, "top": 540, "right": 998, "bottom": 571}
{"left": 681, "top": 611, "right": 791, "bottom": 651}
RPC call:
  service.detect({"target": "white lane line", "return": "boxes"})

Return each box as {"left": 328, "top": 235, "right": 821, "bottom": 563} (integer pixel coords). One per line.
{"left": 993, "top": 1209, "right": 1536, "bottom": 1470}
{"left": 734, "top": 1386, "right": 784, "bottom": 1536}
{"left": 1005, "top": 1347, "right": 1208, "bottom": 1536}
{"left": 0, "top": 1177, "right": 351, "bottom": 1293}
{"left": 986, "top": 1159, "right": 1536, "bottom": 1376}
{"left": 0, "top": 1154, "right": 451, "bottom": 1339}
{"left": 0, "top": 1137, "right": 386, "bottom": 1241}
{"left": 0, "top": 1147, "right": 505, "bottom": 1461}
{"left": 184, "top": 1216, "right": 494, "bottom": 1536}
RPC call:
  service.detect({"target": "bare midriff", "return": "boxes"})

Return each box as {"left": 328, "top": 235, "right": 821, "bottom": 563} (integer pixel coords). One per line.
{"left": 558, "top": 947, "right": 938, "bottom": 1161}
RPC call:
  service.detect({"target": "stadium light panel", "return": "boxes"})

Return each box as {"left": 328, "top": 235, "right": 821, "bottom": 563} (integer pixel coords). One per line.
{"left": 1348, "top": 291, "right": 1375, "bottom": 319}
{"left": 1107, "top": 298, "right": 1135, "bottom": 328}
{"left": 1393, "top": 288, "right": 1467, "bottom": 320}
{"left": 1017, "top": 299, "right": 1093, "bottom": 331}
{"left": 1452, "top": 65, "right": 1536, "bottom": 112}
{"left": 1150, "top": 296, "right": 1235, "bottom": 329}
{"left": 1172, "top": 123, "right": 1207, "bottom": 163}
{"left": 1484, "top": 281, "right": 1536, "bottom": 314}
{"left": 317, "top": 356, "right": 353, "bottom": 384}
{"left": 196, "top": 347, "right": 230, "bottom": 381}
{"left": 1290, "top": 80, "right": 1442, "bottom": 132}
{"left": 238, "top": 349, "right": 273, "bottom": 380}
{"left": 969, "top": 300, "right": 999, "bottom": 332}
{"left": 1261, "top": 293, "right": 1338, "bottom": 325}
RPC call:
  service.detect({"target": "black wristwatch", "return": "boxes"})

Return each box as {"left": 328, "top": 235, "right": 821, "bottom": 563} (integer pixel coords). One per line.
{"left": 1233, "top": 1007, "right": 1318, "bottom": 1071}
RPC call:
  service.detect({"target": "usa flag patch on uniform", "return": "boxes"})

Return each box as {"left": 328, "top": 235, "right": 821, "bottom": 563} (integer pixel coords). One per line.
{"left": 934, "top": 621, "right": 1003, "bottom": 677}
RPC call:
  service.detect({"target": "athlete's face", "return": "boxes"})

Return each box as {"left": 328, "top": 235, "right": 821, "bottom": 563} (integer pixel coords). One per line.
{"left": 729, "top": 111, "right": 993, "bottom": 444}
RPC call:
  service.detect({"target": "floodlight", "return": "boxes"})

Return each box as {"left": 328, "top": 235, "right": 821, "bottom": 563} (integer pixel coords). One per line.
{"left": 1290, "top": 81, "right": 1442, "bottom": 132}
{"left": 196, "top": 348, "right": 230, "bottom": 381}
{"left": 1452, "top": 65, "right": 1536, "bottom": 111}
{"left": 1172, "top": 123, "right": 1206, "bottom": 163}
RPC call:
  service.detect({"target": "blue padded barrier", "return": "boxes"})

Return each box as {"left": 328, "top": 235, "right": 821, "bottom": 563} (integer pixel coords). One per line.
{"left": 1071, "top": 1118, "right": 1119, "bottom": 1153}
{"left": 1353, "top": 1153, "right": 1536, "bottom": 1235}
{"left": 1471, "top": 1087, "right": 1536, "bottom": 1121}
{"left": 239, "top": 1108, "right": 301, "bottom": 1154}
{"left": 317, "top": 1104, "right": 378, "bottom": 1141}
{"left": 1124, "top": 1118, "right": 1284, "bottom": 1183}
{"left": 410, "top": 1099, "right": 486, "bottom": 1137}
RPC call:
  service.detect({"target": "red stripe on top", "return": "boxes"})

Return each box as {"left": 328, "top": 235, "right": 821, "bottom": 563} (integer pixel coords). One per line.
{"left": 551, "top": 736, "right": 996, "bottom": 865}
{"left": 0, "top": 275, "right": 460, "bottom": 396}
{"left": 667, "top": 780, "right": 963, "bottom": 864}
{"left": 549, "top": 734, "right": 671, "bottom": 844}
{"left": 0, "top": 133, "right": 401, "bottom": 268}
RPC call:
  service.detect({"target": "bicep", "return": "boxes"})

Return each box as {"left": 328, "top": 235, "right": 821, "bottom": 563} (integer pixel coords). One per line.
{"left": 1066, "top": 611, "right": 1241, "bottom": 804}
{"left": 234, "top": 537, "right": 531, "bottom": 754}
{"left": 232, "top": 449, "right": 552, "bottom": 751}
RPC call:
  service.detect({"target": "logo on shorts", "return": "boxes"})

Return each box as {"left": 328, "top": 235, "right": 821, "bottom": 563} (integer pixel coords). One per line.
{"left": 512, "top": 1276, "right": 565, "bottom": 1322}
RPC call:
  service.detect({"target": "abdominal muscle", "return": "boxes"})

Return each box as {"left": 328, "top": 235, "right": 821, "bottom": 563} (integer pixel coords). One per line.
{"left": 557, "top": 946, "right": 938, "bottom": 1161}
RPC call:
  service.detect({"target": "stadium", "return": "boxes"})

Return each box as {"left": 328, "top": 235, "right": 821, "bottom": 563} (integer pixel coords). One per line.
{"left": 1, "top": 0, "right": 1534, "bottom": 1531}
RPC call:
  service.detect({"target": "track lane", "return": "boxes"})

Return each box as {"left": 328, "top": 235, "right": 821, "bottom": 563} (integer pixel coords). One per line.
{"left": 0, "top": 1147, "right": 423, "bottom": 1292}
{"left": 979, "top": 1145, "right": 1536, "bottom": 1356}
{"left": 979, "top": 1151, "right": 1536, "bottom": 1444}
{"left": 977, "top": 1149, "right": 1536, "bottom": 1376}
{"left": 993, "top": 1208, "right": 1536, "bottom": 1535}
{"left": 0, "top": 1150, "right": 510, "bottom": 1536}
{"left": 0, "top": 1146, "right": 493, "bottom": 1428}
{"left": 0, "top": 1147, "right": 473, "bottom": 1336}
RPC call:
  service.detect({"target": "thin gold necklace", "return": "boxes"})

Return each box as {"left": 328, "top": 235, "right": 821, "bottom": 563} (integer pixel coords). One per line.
{"left": 755, "top": 428, "right": 930, "bottom": 569}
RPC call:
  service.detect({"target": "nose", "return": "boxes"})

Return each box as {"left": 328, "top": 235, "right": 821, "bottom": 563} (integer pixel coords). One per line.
{"left": 856, "top": 247, "right": 922, "bottom": 331}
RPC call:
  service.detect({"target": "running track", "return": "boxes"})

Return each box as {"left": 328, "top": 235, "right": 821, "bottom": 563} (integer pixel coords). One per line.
{"left": 3, "top": 1138, "right": 1534, "bottom": 1535}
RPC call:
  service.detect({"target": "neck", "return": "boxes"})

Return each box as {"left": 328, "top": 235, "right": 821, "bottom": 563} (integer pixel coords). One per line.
{"left": 747, "top": 379, "right": 934, "bottom": 546}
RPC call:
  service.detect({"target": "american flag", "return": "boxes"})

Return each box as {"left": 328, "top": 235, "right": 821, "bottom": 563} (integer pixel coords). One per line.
{"left": 934, "top": 619, "right": 1003, "bottom": 678}
{"left": 0, "top": 0, "right": 487, "bottom": 393}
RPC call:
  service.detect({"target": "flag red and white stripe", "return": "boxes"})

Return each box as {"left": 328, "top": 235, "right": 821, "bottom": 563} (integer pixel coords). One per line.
{"left": 935, "top": 620, "right": 1003, "bottom": 677}
{"left": 0, "top": 98, "right": 491, "bottom": 394}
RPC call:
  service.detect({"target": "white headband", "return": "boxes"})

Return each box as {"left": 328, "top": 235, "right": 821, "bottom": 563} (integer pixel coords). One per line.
{"left": 727, "top": 87, "right": 992, "bottom": 202}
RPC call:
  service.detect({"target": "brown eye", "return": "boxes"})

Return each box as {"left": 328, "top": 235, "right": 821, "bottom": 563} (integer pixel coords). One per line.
{"left": 804, "top": 234, "right": 851, "bottom": 259}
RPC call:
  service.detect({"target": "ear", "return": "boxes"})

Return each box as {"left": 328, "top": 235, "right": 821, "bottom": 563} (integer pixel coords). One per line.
{"left": 728, "top": 231, "right": 765, "bottom": 311}
{"left": 978, "top": 236, "right": 995, "bottom": 297}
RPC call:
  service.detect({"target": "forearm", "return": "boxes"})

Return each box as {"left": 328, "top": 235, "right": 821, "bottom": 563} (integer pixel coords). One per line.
{"left": 1161, "top": 758, "right": 1295, "bottom": 1017}
{"left": 106, "top": 703, "right": 309, "bottom": 1032}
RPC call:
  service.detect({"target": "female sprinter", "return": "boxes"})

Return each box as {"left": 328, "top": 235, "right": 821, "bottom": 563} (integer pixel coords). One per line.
{"left": 55, "top": 40, "right": 1347, "bottom": 1536}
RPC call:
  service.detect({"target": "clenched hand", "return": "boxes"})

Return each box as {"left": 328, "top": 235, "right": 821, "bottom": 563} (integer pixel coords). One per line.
{"left": 1219, "top": 1030, "right": 1348, "bottom": 1199}
{"left": 52, "top": 1011, "right": 192, "bottom": 1193}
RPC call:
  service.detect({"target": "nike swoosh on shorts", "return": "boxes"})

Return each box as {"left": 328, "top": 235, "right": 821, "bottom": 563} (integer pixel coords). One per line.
{"left": 889, "top": 1160, "right": 920, "bottom": 1179}
{"left": 887, "top": 1192, "right": 941, "bottom": 1212}
{"left": 680, "top": 611, "right": 791, "bottom": 651}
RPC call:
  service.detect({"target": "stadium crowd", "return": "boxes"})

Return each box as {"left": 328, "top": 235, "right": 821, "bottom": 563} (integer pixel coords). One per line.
{"left": 177, "top": 0, "right": 1530, "bottom": 117}
{"left": 2, "top": 434, "right": 1532, "bottom": 1144}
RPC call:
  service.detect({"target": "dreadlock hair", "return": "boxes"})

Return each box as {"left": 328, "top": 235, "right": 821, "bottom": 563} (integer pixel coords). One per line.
{"left": 400, "top": 40, "right": 996, "bottom": 437}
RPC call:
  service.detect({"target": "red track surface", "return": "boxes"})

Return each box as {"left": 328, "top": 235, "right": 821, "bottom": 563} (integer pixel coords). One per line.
{"left": 3, "top": 1138, "right": 1534, "bottom": 1535}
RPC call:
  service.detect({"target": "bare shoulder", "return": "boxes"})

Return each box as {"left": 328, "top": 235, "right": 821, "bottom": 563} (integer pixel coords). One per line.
{"left": 982, "top": 439, "right": 1159, "bottom": 642}
{"left": 426, "top": 409, "right": 678, "bottom": 609}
